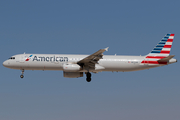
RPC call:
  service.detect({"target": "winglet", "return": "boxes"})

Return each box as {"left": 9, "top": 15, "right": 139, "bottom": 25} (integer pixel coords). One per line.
{"left": 105, "top": 47, "right": 109, "bottom": 51}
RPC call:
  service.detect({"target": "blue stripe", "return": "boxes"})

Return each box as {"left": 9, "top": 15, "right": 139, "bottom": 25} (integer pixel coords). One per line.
{"left": 159, "top": 41, "right": 166, "bottom": 43}
{"left": 164, "top": 37, "right": 169, "bottom": 39}
{"left": 156, "top": 45, "right": 164, "bottom": 47}
{"left": 166, "top": 34, "right": 171, "bottom": 36}
{"left": 151, "top": 51, "right": 161, "bottom": 53}
{"left": 161, "top": 40, "right": 167, "bottom": 41}
{"left": 153, "top": 48, "right": 163, "bottom": 50}
{"left": 162, "top": 38, "right": 168, "bottom": 40}
{"left": 158, "top": 42, "right": 166, "bottom": 44}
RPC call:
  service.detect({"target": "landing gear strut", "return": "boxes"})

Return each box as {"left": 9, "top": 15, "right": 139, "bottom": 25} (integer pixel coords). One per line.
{"left": 86, "top": 72, "right": 91, "bottom": 82}
{"left": 20, "top": 69, "right": 24, "bottom": 78}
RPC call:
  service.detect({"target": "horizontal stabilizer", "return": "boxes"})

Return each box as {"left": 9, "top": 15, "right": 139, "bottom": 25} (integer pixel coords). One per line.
{"left": 158, "top": 55, "right": 175, "bottom": 62}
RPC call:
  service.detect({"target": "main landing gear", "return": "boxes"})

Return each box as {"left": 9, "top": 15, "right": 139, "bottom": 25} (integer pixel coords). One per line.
{"left": 20, "top": 69, "right": 24, "bottom": 78}
{"left": 86, "top": 72, "right": 91, "bottom": 82}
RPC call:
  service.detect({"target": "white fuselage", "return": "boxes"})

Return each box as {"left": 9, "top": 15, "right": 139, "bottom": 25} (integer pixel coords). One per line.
{"left": 3, "top": 54, "right": 176, "bottom": 72}
{"left": 2, "top": 34, "right": 177, "bottom": 81}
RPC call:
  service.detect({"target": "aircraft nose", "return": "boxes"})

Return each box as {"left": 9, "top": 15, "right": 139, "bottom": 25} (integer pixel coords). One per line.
{"left": 3, "top": 60, "right": 9, "bottom": 67}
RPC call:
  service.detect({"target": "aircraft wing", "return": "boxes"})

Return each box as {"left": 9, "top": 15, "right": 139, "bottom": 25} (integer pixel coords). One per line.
{"left": 77, "top": 47, "right": 109, "bottom": 68}
{"left": 158, "top": 55, "right": 175, "bottom": 62}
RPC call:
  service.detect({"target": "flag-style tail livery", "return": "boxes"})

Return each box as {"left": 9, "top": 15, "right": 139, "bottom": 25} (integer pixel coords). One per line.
{"left": 3, "top": 33, "right": 177, "bottom": 82}
{"left": 142, "top": 33, "right": 175, "bottom": 65}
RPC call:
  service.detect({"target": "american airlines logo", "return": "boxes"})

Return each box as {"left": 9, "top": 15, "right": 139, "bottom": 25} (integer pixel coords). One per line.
{"left": 32, "top": 56, "right": 68, "bottom": 62}
{"left": 25, "top": 55, "right": 33, "bottom": 61}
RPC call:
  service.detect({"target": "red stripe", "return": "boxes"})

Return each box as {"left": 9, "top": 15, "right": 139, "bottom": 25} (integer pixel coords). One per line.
{"left": 170, "top": 34, "right": 175, "bottom": 36}
{"left": 146, "top": 56, "right": 166, "bottom": 59}
{"left": 163, "top": 45, "right": 171, "bottom": 48}
{"left": 160, "top": 51, "right": 170, "bottom": 54}
{"left": 25, "top": 58, "right": 29, "bottom": 61}
{"left": 167, "top": 39, "right": 173, "bottom": 42}
{"left": 141, "top": 60, "right": 167, "bottom": 64}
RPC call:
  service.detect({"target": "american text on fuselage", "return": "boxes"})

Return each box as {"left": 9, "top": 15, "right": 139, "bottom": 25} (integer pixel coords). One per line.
{"left": 32, "top": 56, "right": 68, "bottom": 62}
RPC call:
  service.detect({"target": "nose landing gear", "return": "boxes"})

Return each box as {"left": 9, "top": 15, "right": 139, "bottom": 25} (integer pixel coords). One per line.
{"left": 86, "top": 72, "right": 91, "bottom": 82}
{"left": 20, "top": 69, "right": 24, "bottom": 78}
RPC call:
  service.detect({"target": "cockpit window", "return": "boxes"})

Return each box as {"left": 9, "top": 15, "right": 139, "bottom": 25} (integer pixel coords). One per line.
{"left": 9, "top": 57, "right": 15, "bottom": 59}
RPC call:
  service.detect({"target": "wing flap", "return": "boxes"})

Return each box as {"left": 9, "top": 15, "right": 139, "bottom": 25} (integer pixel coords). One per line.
{"left": 78, "top": 47, "right": 109, "bottom": 63}
{"left": 77, "top": 47, "right": 109, "bottom": 69}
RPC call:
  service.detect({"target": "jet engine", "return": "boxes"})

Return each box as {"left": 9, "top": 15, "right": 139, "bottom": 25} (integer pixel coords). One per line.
{"left": 63, "top": 72, "right": 83, "bottom": 78}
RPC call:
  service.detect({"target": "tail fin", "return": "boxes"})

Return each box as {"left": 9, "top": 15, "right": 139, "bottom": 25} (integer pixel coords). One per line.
{"left": 141, "top": 34, "right": 175, "bottom": 65}
{"left": 147, "top": 33, "right": 175, "bottom": 57}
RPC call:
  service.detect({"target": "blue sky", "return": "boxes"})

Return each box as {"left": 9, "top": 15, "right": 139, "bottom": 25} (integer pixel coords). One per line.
{"left": 0, "top": 0, "right": 180, "bottom": 120}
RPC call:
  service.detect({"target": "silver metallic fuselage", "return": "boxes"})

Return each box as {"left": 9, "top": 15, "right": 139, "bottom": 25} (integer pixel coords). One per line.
{"left": 3, "top": 54, "right": 177, "bottom": 72}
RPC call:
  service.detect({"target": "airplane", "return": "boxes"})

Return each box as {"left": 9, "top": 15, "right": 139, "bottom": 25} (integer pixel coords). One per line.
{"left": 3, "top": 33, "right": 177, "bottom": 82}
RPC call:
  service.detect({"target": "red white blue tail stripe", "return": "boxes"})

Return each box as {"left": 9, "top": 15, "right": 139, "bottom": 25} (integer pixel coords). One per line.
{"left": 141, "top": 33, "right": 175, "bottom": 65}
{"left": 149, "top": 33, "right": 174, "bottom": 56}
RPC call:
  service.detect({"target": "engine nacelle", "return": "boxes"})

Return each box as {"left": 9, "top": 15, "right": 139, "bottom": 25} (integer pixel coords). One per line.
{"left": 63, "top": 63, "right": 81, "bottom": 71}
{"left": 63, "top": 72, "right": 83, "bottom": 78}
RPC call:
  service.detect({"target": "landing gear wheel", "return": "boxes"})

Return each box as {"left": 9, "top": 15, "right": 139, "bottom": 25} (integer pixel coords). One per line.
{"left": 20, "top": 75, "right": 24, "bottom": 78}
{"left": 86, "top": 78, "right": 91, "bottom": 82}
{"left": 86, "top": 72, "right": 92, "bottom": 82}
{"left": 20, "top": 69, "right": 24, "bottom": 78}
